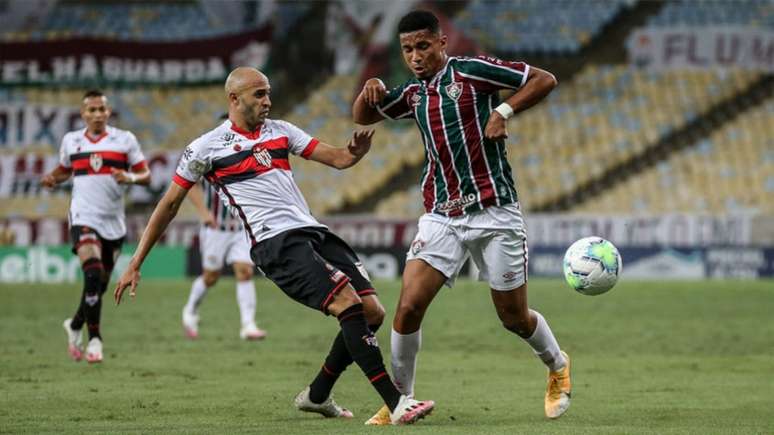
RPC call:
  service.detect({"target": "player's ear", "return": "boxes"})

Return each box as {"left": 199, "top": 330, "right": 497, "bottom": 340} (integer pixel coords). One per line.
{"left": 438, "top": 33, "right": 448, "bottom": 51}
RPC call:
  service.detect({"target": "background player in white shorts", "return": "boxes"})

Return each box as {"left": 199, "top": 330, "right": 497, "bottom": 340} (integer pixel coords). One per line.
{"left": 41, "top": 90, "right": 151, "bottom": 364}
{"left": 182, "top": 179, "right": 267, "bottom": 340}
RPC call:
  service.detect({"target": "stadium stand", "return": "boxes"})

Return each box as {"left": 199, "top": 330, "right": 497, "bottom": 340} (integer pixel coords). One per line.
{"left": 571, "top": 96, "right": 774, "bottom": 214}
{"left": 454, "top": 0, "right": 635, "bottom": 54}
{"left": 647, "top": 0, "right": 774, "bottom": 28}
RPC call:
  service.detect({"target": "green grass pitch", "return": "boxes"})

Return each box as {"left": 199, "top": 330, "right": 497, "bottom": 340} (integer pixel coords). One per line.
{"left": 1, "top": 278, "right": 773, "bottom": 434}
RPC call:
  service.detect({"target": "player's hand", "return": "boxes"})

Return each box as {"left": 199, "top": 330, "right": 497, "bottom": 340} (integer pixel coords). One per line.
{"left": 202, "top": 215, "right": 216, "bottom": 228}
{"left": 110, "top": 168, "right": 134, "bottom": 184}
{"left": 484, "top": 111, "right": 508, "bottom": 141}
{"left": 362, "top": 78, "right": 387, "bottom": 108}
{"left": 114, "top": 263, "right": 141, "bottom": 305}
{"left": 40, "top": 174, "right": 57, "bottom": 189}
{"left": 347, "top": 129, "right": 374, "bottom": 158}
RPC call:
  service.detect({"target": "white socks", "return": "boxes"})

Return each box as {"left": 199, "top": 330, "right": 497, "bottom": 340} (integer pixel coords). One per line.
{"left": 236, "top": 280, "right": 257, "bottom": 327}
{"left": 525, "top": 309, "right": 566, "bottom": 372}
{"left": 390, "top": 328, "right": 421, "bottom": 396}
{"left": 184, "top": 276, "right": 208, "bottom": 313}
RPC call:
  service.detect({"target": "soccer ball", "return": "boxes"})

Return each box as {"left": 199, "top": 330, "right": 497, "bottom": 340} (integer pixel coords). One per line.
{"left": 563, "top": 237, "right": 622, "bottom": 295}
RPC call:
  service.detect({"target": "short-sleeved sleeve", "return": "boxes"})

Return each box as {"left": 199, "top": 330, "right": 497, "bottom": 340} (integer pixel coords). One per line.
{"left": 376, "top": 82, "right": 418, "bottom": 120}
{"left": 58, "top": 134, "right": 72, "bottom": 169}
{"left": 454, "top": 56, "right": 530, "bottom": 93}
{"left": 126, "top": 132, "right": 147, "bottom": 171}
{"left": 173, "top": 139, "right": 211, "bottom": 190}
{"left": 277, "top": 120, "right": 319, "bottom": 159}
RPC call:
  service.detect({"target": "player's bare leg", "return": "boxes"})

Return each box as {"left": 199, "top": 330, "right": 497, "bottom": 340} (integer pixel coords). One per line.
{"left": 182, "top": 269, "right": 219, "bottom": 339}
{"left": 233, "top": 262, "right": 266, "bottom": 340}
{"left": 66, "top": 239, "right": 104, "bottom": 363}
{"left": 366, "top": 259, "right": 445, "bottom": 425}
{"left": 491, "top": 284, "right": 570, "bottom": 418}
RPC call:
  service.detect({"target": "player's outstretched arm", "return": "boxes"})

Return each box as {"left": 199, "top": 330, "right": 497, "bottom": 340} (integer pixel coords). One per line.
{"left": 307, "top": 129, "right": 375, "bottom": 170}
{"left": 353, "top": 78, "right": 387, "bottom": 125}
{"left": 114, "top": 182, "right": 189, "bottom": 304}
{"left": 40, "top": 165, "right": 73, "bottom": 189}
{"left": 484, "top": 67, "right": 558, "bottom": 141}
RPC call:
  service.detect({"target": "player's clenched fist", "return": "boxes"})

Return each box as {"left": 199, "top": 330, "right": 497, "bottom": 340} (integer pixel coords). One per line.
{"left": 361, "top": 78, "right": 387, "bottom": 107}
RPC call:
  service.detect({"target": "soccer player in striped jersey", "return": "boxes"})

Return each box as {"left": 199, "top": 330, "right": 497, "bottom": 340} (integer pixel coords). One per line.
{"left": 114, "top": 67, "right": 434, "bottom": 425}
{"left": 181, "top": 179, "right": 267, "bottom": 340}
{"left": 41, "top": 90, "right": 151, "bottom": 364}
{"left": 353, "top": 10, "right": 571, "bottom": 423}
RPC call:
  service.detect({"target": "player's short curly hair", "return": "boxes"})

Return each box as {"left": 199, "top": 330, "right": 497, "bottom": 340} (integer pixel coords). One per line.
{"left": 398, "top": 10, "right": 439, "bottom": 35}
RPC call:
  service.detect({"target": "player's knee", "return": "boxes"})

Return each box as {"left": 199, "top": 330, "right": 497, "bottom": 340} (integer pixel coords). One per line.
{"left": 233, "top": 263, "right": 253, "bottom": 281}
{"left": 364, "top": 303, "right": 385, "bottom": 327}
{"left": 396, "top": 298, "right": 427, "bottom": 323}
{"left": 502, "top": 316, "right": 532, "bottom": 338}
{"left": 202, "top": 271, "right": 219, "bottom": 287}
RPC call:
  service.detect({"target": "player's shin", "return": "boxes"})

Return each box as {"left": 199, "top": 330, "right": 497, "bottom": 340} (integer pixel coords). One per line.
{"left": 337, "top": 304, "right": 401, "bottom": 411}
{"left": 235, "top": 280, "right": 256, "bottom": 327}
{"left": 524, "top": 309, "right": 566, "bottom": 371}
{"left": 390, "top": 328, "right": 421, "bottom": 396}
{"left": 81, "top": 258, "right": 105, "bottom": 340}
{"left": 309, "top": 322, "right": 382, "bottom": 404}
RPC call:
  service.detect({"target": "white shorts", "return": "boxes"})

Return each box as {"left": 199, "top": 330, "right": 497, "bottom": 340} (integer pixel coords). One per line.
{"left": 199, "top": 226, "right": 253, "bottom": 271}
{"left": 406, "top": 203, "right": 528, "bottom": 291}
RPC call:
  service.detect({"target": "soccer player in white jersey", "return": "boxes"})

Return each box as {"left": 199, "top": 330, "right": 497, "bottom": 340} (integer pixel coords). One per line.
{"left": 182, "top": 179, "right": 267, "bottom": 340}
{"left": 114, "top": 67, "right": 434, "bottom": 425}
{"left": 353, "top": 11, "right": 571, "bottom": 423}
{"left": 41, "top": 90, "right": 151, "bottom": 364}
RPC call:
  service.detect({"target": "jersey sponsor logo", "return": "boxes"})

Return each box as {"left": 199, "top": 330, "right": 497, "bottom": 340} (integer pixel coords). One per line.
{"left": 436, "top": 193, "right": 477, "bottom": 213}
{"left": 233, "top": 144, "right": 242, "bottom": 151}
{"left": 252, "top": 146, "right": 272, "bottom": 167}
{"left": 445, "top": 81, "right": 462, "bottom": 100}
{"left": 221, "top": 132, "right": 235, "bottom": 143}
{"left": 89, "top": 153, "right": 103, "bottom": 172}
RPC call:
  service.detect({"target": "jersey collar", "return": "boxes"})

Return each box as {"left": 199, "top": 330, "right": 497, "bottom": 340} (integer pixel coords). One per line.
{"left": 84, "top": 128, "right": 108, "bottom": 144}
{"left": 229, "top": 120, "right": 263, "bottom": 140}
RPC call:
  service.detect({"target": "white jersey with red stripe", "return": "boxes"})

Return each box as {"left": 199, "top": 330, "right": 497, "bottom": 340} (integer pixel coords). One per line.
{"left": 173, "top": 119, "right": 325, "bottom": 245}
{"left": 59, "top": 125, "right": 147, "bottom": 240}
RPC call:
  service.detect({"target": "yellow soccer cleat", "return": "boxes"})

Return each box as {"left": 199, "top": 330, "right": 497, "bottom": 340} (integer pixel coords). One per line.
{"left": 364, "top": 405, "right": 391, "bottom": 426}
{"left": 545, "top": 351, "right": 571, "bottom": 419}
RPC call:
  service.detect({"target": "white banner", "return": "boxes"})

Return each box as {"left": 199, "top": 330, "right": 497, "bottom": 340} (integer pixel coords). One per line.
{"left": 525, "top": 213, "right": 754, "bottom": 247}
{"left": 627, "top": 26, "right": 774, "bottom": 72}
{"left": 0, "top": 103, "right": 82, "bottom": 149}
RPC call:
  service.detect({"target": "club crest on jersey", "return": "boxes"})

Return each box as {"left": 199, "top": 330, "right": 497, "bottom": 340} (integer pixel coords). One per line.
{"left": 445, "top": 81, "right": 462, "bottom": 100}
{"left": 252, "top": 146, "right": 272, "bottom": 167}
{"left": 410, "top": 93, "right": 422, "bottom": 107}
{"left": 89, "top": 153, "right": 103, "bottom": 172}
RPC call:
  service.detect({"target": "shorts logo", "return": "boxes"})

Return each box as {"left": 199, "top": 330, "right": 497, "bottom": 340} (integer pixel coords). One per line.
{"left": 89, "top": 153, "right": 103, "bottom": 172}
{"left": 207, "top": 255, "right": 218, "bottom": 265}
{"left": 502, "top": 271, "right": 519, "bottom": 282}
{"left": 445, "top": 81, "right": 462, "bottom": 100}
{"left": 355, "top": 261, "right": 370, "bottom": 281}
{"left": 325, "top": 262, "right": 347, "bottom": 283}
{"left": 410, "top": 239, "right": 425, "bottom": 255}
{"left": 252, "top": 146, "right": 272, "bottom": 167}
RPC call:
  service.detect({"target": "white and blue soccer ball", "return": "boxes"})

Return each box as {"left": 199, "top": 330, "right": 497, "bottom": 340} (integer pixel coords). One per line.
{"left": 563, "top": 237, "right": 622, "bottom": 295}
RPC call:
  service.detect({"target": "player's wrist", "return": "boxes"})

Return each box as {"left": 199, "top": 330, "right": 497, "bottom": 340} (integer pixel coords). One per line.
{"left": 127, "top": 172, "right": 138, "bottom": 184}
{"left": 494, "top": 103, "right": 514, "bottom": 120}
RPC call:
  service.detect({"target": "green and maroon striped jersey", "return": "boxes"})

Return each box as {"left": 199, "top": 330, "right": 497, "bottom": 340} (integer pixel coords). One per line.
{"left": 377, "top": 55, "right": 530, "bottom": 216}
{"left": 202, "top": 180, "right": 242, "bottom": 232}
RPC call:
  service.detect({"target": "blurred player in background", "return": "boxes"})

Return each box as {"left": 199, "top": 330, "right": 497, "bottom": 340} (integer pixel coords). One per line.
{"left": 114, "top": 67, "right": 435, "bottom": 425}
{"left": 182, "top": 179, "right": 267, "bottom": 340}
{"left": 353, "top": 10, "right": 571, "bottom": 423}
{"left": 41, "top": 90, "right": 151, "bottom": 363}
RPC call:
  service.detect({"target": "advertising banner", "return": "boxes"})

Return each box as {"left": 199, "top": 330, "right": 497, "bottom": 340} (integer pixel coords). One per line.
{"left": 0, "top": 25, "right": 271, "bottom": 86}
{"left": 0, "top": 244, "right": 185, "bottom": 283}
{"left": 627, "top": 26, "right": 774, "bottom": 72}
